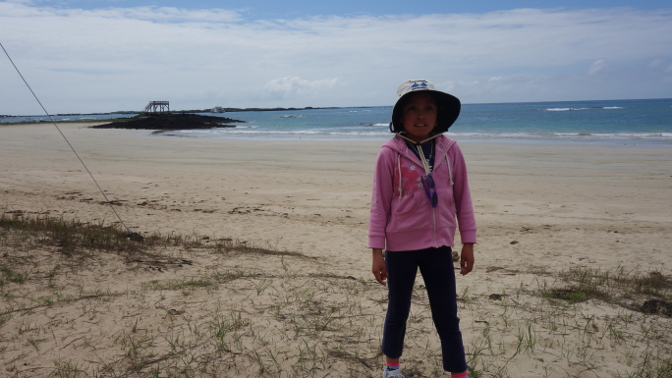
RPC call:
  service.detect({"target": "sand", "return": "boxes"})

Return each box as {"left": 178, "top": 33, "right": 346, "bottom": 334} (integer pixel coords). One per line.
{"left": 1, "top": 122, "right": 671, "bottom": 377}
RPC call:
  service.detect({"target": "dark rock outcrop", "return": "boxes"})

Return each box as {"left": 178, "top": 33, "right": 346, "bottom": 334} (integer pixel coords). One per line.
{"left": 91, "top": 113, "right": 245, "bottom": 131}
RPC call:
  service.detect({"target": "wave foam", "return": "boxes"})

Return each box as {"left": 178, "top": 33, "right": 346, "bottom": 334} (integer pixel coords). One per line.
{"left": 360, "top": 123, "right": 388, "bottom": 127}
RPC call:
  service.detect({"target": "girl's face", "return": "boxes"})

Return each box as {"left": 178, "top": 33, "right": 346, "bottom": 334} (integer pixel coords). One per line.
{"left": 400, "top": 92, "right": 438, "bottom": 143}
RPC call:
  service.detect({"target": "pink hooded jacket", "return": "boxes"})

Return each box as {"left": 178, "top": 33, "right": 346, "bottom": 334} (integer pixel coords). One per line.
{"left": 368, "top": 135, "right": 477, "bottom": 251}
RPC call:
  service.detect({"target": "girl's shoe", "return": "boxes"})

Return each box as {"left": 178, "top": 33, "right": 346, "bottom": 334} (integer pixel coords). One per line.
{"left": 382, "top": 369, "right": 405, "bottom": 378}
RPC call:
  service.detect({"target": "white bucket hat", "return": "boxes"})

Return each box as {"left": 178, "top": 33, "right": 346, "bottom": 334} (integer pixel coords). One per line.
{"left": 390, "top": 79, "right": 461, "bottom": 134}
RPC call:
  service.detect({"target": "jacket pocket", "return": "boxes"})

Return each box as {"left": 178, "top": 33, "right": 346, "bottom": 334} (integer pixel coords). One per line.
{"left": 436, "top": 185, "right": 457, "bottom": 229}
{"left": 387, "top": 191, "right": 432, "bottom": 232}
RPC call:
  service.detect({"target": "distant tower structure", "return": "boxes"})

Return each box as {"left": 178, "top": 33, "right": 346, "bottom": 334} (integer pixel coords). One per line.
{"left": 143, "top": 101, "right": 169, "bottom": 113}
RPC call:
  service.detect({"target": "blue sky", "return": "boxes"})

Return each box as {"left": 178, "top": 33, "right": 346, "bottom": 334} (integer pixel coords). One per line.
{"left": 2, "top": 0, "right": 671, "bottom": 114}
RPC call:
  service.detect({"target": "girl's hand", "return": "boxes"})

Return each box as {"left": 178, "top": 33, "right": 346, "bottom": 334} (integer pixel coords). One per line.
{"left": 460, "top": 243, "right": 475, "bottom": 275}
{"left": 371, "top": 249, "right": 388, "bottom": 285}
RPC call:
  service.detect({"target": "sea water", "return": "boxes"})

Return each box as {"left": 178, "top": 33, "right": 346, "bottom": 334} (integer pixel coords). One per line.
{"left": 3, "top": 98, "right": 671, "bottom": 147}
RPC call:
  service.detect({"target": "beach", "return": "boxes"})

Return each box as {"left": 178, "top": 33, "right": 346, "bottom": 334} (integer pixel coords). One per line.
{"left": 1, "top": 123, "right": 671, "bottom": 377}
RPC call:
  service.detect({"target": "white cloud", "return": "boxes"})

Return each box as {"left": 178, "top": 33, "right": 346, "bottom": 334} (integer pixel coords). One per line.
{"left": 588, "top": 60, "right": 609, "bottom": 75}
{"left": 101, "top": 7, "right": 243, "bottom": 23}
{"left": 265, "top": 77, "right": 338, "bottom": 99}
{"left": 1, "top": 3, "right": 672, "bottom": 113}
{"left": 647, "top": 58, "right": 664, "bottom": 69}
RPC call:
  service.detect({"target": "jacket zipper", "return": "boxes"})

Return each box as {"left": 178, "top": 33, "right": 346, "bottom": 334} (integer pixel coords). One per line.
{"left": 416, "top": 156, "right": 439, "bottom": 248}
{"left": 400, "top": 137, "right": 448, "bottom": 249}
{"left": 432, "top": 207, "right": 438, "bottom": 248}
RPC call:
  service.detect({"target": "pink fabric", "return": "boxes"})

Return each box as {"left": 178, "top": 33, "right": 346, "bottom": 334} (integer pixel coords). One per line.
{"left": 451, "top": 372, "right": 468, "bottom": 378}
{"left": 368, "top": 135, "right": 477, "bottom": 251}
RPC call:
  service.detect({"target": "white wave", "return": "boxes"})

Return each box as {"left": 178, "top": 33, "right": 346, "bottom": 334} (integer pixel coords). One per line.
{"left": 172, "top": 128, "right": 390, "bottom": 137}
{"left": 446, "top": 131, "right": 556, "bottom": 138}
{"left": 544, "top": 106, "right": 622, "bottom": 111}
{"left": 184, "top": 129, "right": 672, "bottom": 140}
{"left": 553, "top": 132, "right": 592, "bottom": 136}
{"left": 553, "top": 132, "right": 672, "bottom": 140}
{"left": 160, "top": 124, "right": 672, "bottom": 144}
{"left": 442, "top": 131, "right": 672, "bottom": 141}
{"left": 169, "top": 128, "right": 220, "bottom": 134}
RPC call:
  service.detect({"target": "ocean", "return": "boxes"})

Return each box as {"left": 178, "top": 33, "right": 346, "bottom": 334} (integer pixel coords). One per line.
{"left": 3, "top": 98, "right": 671, "bottom": 147}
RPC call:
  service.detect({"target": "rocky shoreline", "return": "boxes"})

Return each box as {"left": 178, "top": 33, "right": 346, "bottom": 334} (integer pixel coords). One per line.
{"left": 91, "top": 113, "right": 245, "bottom": 131}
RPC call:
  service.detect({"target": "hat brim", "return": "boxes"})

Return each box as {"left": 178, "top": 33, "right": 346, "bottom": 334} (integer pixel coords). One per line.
{"left": 390, "top": 90, "right": 461, "bottom": 134}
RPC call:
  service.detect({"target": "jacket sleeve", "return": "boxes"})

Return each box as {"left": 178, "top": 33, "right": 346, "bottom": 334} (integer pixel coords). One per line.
{"left": 450, "top": 143, "right": 477, "bottom": 244}
{"left": 368, "top": 147, "right": 395, "bottom": 249}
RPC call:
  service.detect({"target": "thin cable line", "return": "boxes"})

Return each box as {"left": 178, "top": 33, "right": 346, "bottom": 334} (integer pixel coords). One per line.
{"left": 1, "top": 42, "right": 133, "bottom": 235}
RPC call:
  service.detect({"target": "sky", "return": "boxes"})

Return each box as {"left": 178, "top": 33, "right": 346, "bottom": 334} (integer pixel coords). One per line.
{"left": 1, "top": 0, "right": 671, "bottom": 115}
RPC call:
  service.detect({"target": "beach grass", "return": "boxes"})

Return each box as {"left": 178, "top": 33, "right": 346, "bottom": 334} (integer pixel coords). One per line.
{"left": 1, "top": 213, "right": 671, "bottom": 377}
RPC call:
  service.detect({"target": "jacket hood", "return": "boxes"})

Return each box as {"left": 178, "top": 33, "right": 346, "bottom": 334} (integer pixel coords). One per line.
{"left": 382, "top": 134, "right": 457, "bottom": 164}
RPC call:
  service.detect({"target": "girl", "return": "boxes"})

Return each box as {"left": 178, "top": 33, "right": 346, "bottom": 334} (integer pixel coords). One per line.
{"left": 369, "top": 79, "right": 476, "bottom": 378}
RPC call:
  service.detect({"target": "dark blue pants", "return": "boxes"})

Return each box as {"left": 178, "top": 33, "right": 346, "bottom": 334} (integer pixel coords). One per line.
{"left": 382, "top": 246, "right": 467, "bottom": 373}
